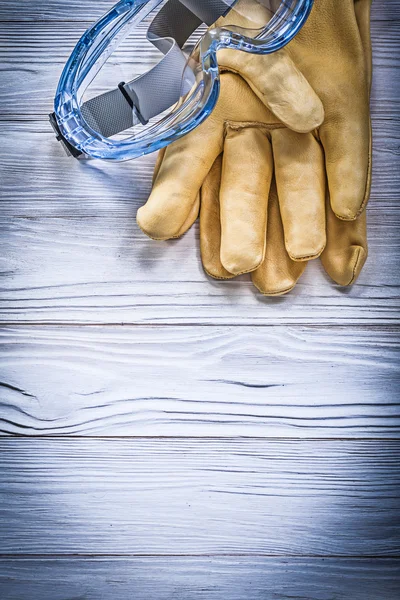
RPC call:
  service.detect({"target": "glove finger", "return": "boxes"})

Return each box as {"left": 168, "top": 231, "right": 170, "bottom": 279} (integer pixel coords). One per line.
{"left": 320, "top": 109, "right": 372, "bottom": 221}
{"left": 138, "top": 70, "right": 272, "bottom": 241}
{"left": 200, "top": 155, "right": 234, "bottom": 280}
{"left": 215, "top": 0, "right": 323, "bottom": 132}
{"left": 137, "top": 117, "right": 223, "bottom": 240}
{"left": 252, "top": 178, "right": 307, "bottom": 296}
{"left": 217, "top": 49, "right": 324, "bottom": 133}
{"left": 354, "top": 0, "right": 373, "bottom": 92}
{"left": 152, "top": 147, "right": 166, "bottom": 184}
{"left": 320, "top": 197, "right": 368, "bottom": 286}
{"left": 272, "top": 128, "right": 326, "bottom": 261}
{"left": 144, "top": 147, "right": 200, "bottom": 240}
{"left": 321, "top": 0, "right": 370, "bottom": 285}
{"left": 219, "top": 125, "right": 273, "bottom": 276}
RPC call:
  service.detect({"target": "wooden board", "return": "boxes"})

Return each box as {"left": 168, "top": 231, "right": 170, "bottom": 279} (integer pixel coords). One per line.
{"left": 0, "top": 326, "right": 399, "bottom": 437}
{"left": 0, "top": 0, "right": 397, "bottom": 21}
{"left": 1, "top": 0, "right": 399, "bottom": 596}
{"left": 1, "top": 557, "right": 399, "bottom": 600}
{"left": 0, "top": 439, "right": 399, "bottom": 556}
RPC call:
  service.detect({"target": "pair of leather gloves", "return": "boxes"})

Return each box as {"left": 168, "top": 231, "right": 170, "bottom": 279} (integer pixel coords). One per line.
{"left": 137, "top": 0, "right": 372, "bottom": 295}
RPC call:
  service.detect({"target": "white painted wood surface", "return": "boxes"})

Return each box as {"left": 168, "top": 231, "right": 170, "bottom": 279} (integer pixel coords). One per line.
{"left": 1, "top": 558, "right": 399, "bottom": 600}
{"left": 0, "top": 0, "right": 399, "bottom": 597}
{"left": 0, "top": 326, "right": 399, "bottom": 437}
{"left": 1, "top": 439, "right": 399, "bottom": 556}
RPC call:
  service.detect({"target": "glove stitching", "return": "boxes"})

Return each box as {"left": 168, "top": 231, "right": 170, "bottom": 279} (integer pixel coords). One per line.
{"left": 356, "top": 118, "right": 373, "bottom": 217}
{"left": 253, "top": 280, "right": 298, "bottom": 297}
{"left": 348, "top": 246, "right": 363, "bottom": 286}
{"left": 333, "top": 118, "right": 372, "bottom": 221}
{"left": 203, "top": 266, "right": 234, "bottom": 281}
{"left": 224, "top": 121, "right": 285, "bottom": 138}
{"left": 288, "top": 244, "right": 326, "bottom": 262}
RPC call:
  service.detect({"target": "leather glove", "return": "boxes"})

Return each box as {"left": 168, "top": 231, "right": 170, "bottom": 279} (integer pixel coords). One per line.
{"left": 200, "top": 152, "right": 369, "bottom": 294}
{"left": 137, "top": 0, "right": 325, "bottom": 276}
{"left": 138, "top": 0, "right": 372, "bottom": 282}
{"left": 140, "top": 71, "right": 325, "bottom": 276}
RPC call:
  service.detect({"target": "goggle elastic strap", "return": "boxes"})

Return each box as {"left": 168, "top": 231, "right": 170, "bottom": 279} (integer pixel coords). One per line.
{"left": 80, "top": 0, "right": 236, "bottom": 140}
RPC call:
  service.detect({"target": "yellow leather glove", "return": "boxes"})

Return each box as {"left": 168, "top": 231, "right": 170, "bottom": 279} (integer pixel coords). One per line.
{"left": 137, "top": 1, "right": 325, "bottom": 276}
{"left": 140, "top": 72, "right": 325, "bottom": 276}
{"left": 138, "top": 0, "right": 372, "bottom": 282}
{"left": 200, "top": 155, "right": 369, "bottom": 294}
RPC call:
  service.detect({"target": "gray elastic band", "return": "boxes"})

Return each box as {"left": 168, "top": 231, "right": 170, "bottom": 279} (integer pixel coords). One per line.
{"left": 125, "top": 0, "right": 201, "bottom": 122}
{"left": 179, "top": 0, "right": 234, "bottom": 25}
{"left": 82, "top": 88, "right": 138, "bottom": 138}
{"left": 81, "top": 0, "right": 236, "bottom": 138}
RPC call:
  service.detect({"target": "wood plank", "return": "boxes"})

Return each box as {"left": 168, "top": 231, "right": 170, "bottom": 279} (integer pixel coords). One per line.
{"left": 0, "top": 439, "right": 399, "bottom": 555}
{"left": 1, "top": 557, "right": 399, "bottom": 600}
{"left": 0, "top": 211, "right": 399, "bottom": 324}
{"left": 0, "top": 325, "right": 399, "bottom": 437}
{"left": 0, "top": 0, "right": 397, "bottom": 21}
{"left": 0, "top": 19, "right": 398, "bottom": 117}
{"left": 1, "top": 117, "right": 398, "bottom": 212}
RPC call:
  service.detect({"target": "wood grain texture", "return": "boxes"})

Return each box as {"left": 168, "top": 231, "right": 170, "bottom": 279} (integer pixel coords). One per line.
{"left": 0, "top": 439, "right": 399, "bottom": 556}
{"left": 0, "top": 0, "right": 399, "bottom": 596}
{"left": 0, "top": 0, "right": 397, "bottom": 21}
{"left": 0, "top": 326, "right": 399, "bottom": 437}
{"left": 1, "top": 212, "right": 399, "bottom": 325}
{"left": 1, "top": 557, "right": 399, "bottom": 600}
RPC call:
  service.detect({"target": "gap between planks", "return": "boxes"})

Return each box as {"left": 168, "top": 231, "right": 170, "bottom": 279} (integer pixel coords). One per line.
{"left": 1, "top": 323, "right": 400, "bottom": 328}
{"left": 1, "top": 553, "right": 398, "bottom": 560}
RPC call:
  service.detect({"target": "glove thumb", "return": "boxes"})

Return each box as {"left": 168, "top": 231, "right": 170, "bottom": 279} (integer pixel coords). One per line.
{"left": 217, "top": 48, "right": 324, "bottom": 133}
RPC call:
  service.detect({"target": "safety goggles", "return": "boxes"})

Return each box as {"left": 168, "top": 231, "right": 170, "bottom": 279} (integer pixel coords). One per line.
{"left": 50, "top": 0, "right": 314, "bottom": 161}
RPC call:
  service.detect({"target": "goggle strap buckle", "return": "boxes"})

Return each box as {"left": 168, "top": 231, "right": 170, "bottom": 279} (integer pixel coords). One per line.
{"left": 118, "top": 82, "right": 149, "bottom": 126}
{"left": 48, "top": 112, "right": 85, "bottom": 159}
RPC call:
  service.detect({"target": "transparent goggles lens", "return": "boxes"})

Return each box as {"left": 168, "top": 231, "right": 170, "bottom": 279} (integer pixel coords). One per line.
{"left": 54, "top": 0, "right": 312, "bottom": 160}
